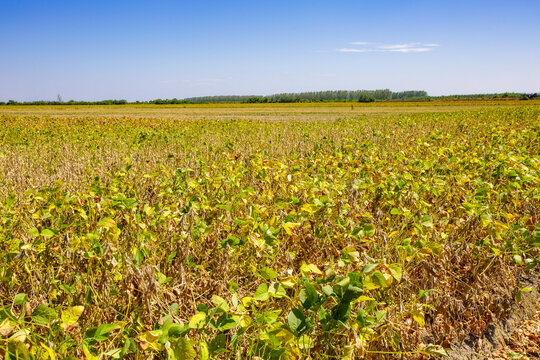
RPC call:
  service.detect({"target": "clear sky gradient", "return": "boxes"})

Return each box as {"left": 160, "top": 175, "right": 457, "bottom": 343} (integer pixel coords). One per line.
{"left": 2, "top": 0, "right": 539, "bottom": 101}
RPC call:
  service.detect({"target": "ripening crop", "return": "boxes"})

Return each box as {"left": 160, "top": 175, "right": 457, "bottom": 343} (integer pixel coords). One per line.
{"left": 0, "top": 104, "right": 538, "bottom": 359}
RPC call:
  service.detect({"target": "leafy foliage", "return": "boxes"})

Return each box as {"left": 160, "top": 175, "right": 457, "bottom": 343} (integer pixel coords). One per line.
{"left": 0, "top": 105, "right": 538, "bottom": 358}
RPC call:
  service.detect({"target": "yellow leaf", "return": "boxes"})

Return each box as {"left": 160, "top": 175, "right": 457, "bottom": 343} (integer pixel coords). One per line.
{"left": 61, "top": 306, "right": 84, "bottom": 328}
{"left": 248, "top": 233, "right": 265, "bottom": 249}
{"left": 280, "top": 276, "right": 296, "bottom": 288}
{"left": 188, "top": 312, "right": 207, "bottom": 329}
{"left": 282, "top": 222, "right": 300, "bottom": 235}
{"left": 281, "top": 347, "right": 301, "bottom": 360}
{"left": 187, "top": 179, "right": 198, "bottom": 189}
{"left": 200, "top": 341, "right": 210, "bottom": 360}
{"left": 355, "top": 296, "right": 375, "bottom": 302}
{"left": 139, "top": 330, "right": 163, "bottom": 351}
{"left": 241, "top": 296, "right": 254, "bottom": 307}
{"left": 9, "top": 329, "right": 29, "bottom": 343}
{"left": 300, "top": 204, "right": 316, "bottom": 214}
{"left": 240, "top": 315, "right": 252, "bottom": 328}
{"left": 83, "top": 344, "right": 98, "bottom": 360}
{"left": 171, "top": 338, "right": 196, "bottom": 360}
{"left": 41, "top": 343, "right": 56, "bottom": 360}
{"left": 300, "top": 262, "right": 322, "bottom": 275}
{"left": 0, "top": 318, "right": 15, "bottom": 337}
{"left": 412, "top": 308, "right": 425, "bottom": 327}
{"left": 98, "top": 217, "right": 116, "bottom": 229}
{"left": 274, "top": 327, "right": 294, "bottom": 343}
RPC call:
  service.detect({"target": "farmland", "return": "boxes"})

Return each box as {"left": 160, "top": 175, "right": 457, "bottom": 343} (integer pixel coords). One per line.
{"left": 0, "top": 102, "right": 539, "bottom": 359}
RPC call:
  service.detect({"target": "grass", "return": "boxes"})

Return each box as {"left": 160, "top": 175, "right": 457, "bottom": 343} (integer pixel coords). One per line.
{"left": 0, "top": 103, "right": 539, "bottom": 359}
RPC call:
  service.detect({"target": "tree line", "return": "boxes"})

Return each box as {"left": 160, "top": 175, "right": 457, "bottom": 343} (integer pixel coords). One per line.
{"left": 1, "top": 91, "right": 537, "bottom": 105}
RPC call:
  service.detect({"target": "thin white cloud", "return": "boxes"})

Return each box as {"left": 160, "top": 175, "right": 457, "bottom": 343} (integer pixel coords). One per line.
{"left": 336, "top": 42, "right": 440, "bottom": 54}
{"left": 378, "top": 43, "right": 419, "bottom": 49}
{"left": 388, "top": 47, "right": 432, "bottom": 53}
{"left": 378, "top": 42, "right": 439, "bottom": 50}
{"left": 337, "top": 48, "right": 375, "bottom": 53}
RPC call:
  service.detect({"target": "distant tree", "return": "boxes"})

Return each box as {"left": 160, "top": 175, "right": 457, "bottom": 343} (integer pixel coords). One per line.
{"left": 358, "top": 94, "right": 375, "bottom": 103}
{"left": 245, "top": 97, "right": 268, "bottom": 103}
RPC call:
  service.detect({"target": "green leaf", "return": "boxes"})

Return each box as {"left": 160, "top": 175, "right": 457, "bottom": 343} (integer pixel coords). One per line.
{"left": 228, "top": 281, "right": 239, "bottom": 293}
{"left": 5, "top": 194, "right": 15, "bottom": 208}
{"left": 356, "top": 308, "right": 376, "bottom": 328}
{"left": 122, "top": 199, "right": 138, "bottom": 209}
{"left": 321, "top": 285, "right": 334, "bottom": 296}
{"left": 342, "top": 285, "right": 363, "bottom": 303}
{"left": 172, "top": 338, "right": 197, "bottom": 360}
{"left": 211, "top": 295, "right": 229, "bottom": 312}
{"left": 31, "top": 305, "right": 58, "bottom": 326}
{"left": 372, "top": 271, "right": 388, "bottom": 288}
{"left": 133, "top": 248, "right": 145, "bottom": 265}
{"left": 256, "top": 309, "right": 281, "bottom": 325}
{"left": 332, "top": 300, "right": 351, "bottom": 323}
{"left": 390, "top": 208, "right": 400, "bottom": 215}
{"left": 288, "top": 307, "right": 307, "bottom": 334}
{"left": 341, "top": 246, "right": 360, "bottom": 263}
{"left": 157, "top": 272, "right": 171, "bottom": 285}
{"left": 209, "top": 334, "right": 227, "bottom": 354}
{"left": 462, "top": 202, "right": 476, "bottom": 211}
{"left": 85, "top": 323, "right": 121, "bottom": 342}
{"left": 254, "top": 283, "right": 270, "bottom": 301}
{"left": 216, "top": 204, "right": 231, "bottom": 211}
{"left": 259, "top": 267, "right": 278, "bottom": 280}
{"left": 421, "top": 215, "right": 434, "bottom": 228}
{"left": 103, "top": 348, "right": 122, "bottom": 359}
{"left": 388, "top": 264, "right": 403, "bottom": 282}
{"left": 362, "top": 263, "right": 378, "bottom": 274}
{"left": 41, "top": 229, "right": 55, "bottom": 238}
{"left": 516, "top": 286, "right": 533, "bottom": 302}
{"left": 275, "top": 283, "right": 288, "bottom": 298}
{"left": 167, "top": 324, "right": 190, "bottom": 339}
{"left": 186, "top": 179, "right": 199, "bottom": 189}
{"left": 299, "top": 278, "right": 318, "bottom": 310}
{"left": 14, "top": 293, "right": 27, "bottom": 306}
{"left": 216, "top": 314, "right": 237, "bottom": 331}
{"left": 166, "top": 251, "right": 177, "bottom": 263}
{"left": 29, "top": 227, "right": 40, "bottom": 237}
{"left": 363, "top": 224, "right": 376, "bottom": 237}
{"left": 83, "top": 343, "right": 98, "bottom": 360}
{"left": 98, "top": 217, "right": 116, "bottom": 229}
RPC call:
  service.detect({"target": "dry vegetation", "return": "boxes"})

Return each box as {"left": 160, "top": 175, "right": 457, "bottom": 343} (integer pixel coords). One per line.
{"left": 0, "top": 103, "right": 539, "bottom": 359}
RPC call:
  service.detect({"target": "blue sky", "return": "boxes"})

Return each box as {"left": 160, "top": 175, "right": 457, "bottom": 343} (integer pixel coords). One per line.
{"left": 1, "top": 0, "right": 539, "bottom": 101}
